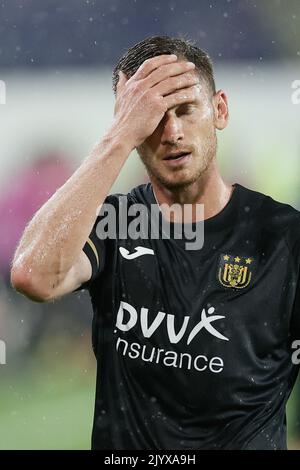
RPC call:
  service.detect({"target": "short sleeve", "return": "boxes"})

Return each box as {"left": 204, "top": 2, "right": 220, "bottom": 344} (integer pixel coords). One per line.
{"left": 74, "top": 215, "right": 106, "bottom": 292}
{"left": 74, "top": 193, "right": 121, "bottom": 292}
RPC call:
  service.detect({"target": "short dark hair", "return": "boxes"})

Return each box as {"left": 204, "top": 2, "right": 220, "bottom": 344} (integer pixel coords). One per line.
{"left": 112, "top": 35, "right": 216, "bottom": 96}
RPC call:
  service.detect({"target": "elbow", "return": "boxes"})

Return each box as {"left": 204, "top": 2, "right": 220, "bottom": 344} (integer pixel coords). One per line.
{"left": 10, "top": 266, "right": 53, "bottom": 303}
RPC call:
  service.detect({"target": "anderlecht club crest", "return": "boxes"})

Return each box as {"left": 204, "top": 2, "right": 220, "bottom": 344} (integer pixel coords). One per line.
{"left": 218, "top": 254, "right": 254, "bottom": 289}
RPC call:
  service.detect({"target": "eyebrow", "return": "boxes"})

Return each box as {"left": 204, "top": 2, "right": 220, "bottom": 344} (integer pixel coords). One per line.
{"left": 167, "top": 101, "right": 198, "bottom": 113}
{"left": 177, "top": 101, "right": 199, "bottom": 111}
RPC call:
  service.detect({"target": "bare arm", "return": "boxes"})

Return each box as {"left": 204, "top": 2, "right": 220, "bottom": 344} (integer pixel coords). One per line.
{"left": 11, "top": 55, "right": 198, "bottom": 302}
{"left": 10, "top": 135, "right": 132, "bottom": 302}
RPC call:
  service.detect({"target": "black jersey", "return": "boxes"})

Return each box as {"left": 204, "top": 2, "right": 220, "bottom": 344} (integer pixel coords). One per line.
{"left": 77, "top": 182, "right": 300, "bottom": 450}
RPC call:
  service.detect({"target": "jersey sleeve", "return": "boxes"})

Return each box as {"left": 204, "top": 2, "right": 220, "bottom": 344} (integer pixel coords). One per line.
{"left": 74, "top": 193, "right": 122, "bottom": 292}
{"left": 74, "top": 214, "right": 106, "bottom": 292}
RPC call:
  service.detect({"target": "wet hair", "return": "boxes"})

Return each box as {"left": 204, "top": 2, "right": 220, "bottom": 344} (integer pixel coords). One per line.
{"left": 112, "top": 35, "right": 216, "bottom": 96}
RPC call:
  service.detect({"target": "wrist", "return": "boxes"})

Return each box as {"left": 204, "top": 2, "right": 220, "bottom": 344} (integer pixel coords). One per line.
{"left": 90, "top": 128, "right": 134, "bottom": 161}
{"left": 104, "top": 121, "right": 136, "bottom": 154}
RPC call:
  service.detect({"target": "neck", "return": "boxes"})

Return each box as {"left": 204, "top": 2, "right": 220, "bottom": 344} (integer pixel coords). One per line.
{"left": 151, "top": 161, "right": 234, "bottom": 222}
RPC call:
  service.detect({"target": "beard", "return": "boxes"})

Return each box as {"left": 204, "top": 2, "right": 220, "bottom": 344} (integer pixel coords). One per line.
{"left": 138, "top": 131, "right": 217, "bottom": 191}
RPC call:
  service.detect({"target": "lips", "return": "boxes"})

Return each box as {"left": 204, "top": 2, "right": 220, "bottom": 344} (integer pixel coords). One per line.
{"left": 162, "top": 151, "right": 192, "bottom": 167}
{"left": 163, "top": 151, "right": 191, "bottom": 161}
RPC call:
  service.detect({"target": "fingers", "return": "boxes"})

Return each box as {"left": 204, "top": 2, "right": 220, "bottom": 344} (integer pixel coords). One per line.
{"left": 132, "top": 54, "right": 178, "bottom": 81}
{"left": 116, "top": 56, "right": 198, "bottom": 99}
{"left": 144, "top": 60, "right": 195, "bottom": 89}
{"left": 164, "top": 85, "right": 200, "bottom": 110}
{"left": 155, "top": 71, "right": 200, "bottom": 97}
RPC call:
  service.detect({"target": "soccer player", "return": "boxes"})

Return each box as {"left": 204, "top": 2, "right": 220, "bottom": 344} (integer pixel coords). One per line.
{"left": 11, "top": 36, "right": 300, "bottom": 450}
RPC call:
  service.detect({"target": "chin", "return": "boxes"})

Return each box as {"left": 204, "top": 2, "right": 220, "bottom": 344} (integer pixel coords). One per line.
{"left": 155, "top": 172, "right": 202, "bottom": 191}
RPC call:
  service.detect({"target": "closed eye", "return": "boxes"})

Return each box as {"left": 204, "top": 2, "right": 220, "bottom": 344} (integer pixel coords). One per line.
{"left": 176, "top": 104, "right": 196, "bottom": 116}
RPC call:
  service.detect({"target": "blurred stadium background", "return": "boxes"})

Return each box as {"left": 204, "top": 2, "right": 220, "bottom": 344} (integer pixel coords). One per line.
{"left": 0, "top": 0, "right": 300, "bottom": 449}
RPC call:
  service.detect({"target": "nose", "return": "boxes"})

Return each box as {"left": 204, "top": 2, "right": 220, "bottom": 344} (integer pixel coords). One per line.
{"left": 160, "top": 113, "right": 184, "bottom": 145}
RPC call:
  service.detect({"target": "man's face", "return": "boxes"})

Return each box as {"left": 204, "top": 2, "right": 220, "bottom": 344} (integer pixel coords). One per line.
{"left": 137, "top": 70, "right": 218, "bottom": 190}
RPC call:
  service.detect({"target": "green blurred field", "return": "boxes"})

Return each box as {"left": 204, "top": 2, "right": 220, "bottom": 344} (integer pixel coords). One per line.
{"left": 0, "top": 339, "right": 96, "bottom": 450}
{"left": 0, "top": 348, "right": 299, "bottom": 450}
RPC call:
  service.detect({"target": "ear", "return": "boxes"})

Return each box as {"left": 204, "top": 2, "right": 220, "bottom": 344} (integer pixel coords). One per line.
{"left": 213, "top": 90, "right": 229, "bottom": 130}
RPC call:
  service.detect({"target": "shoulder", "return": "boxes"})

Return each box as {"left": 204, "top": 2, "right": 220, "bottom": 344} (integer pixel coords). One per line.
{"left": 238, "top": 183, "right": 300, "bottom": 252}
{"left": 104, "top": 183, "right": 153, "bottom": 207}
{"left": 96, "top": 184, "right": 153, "bottom": 230}
{"left": 237, "top": 183, "right": 300, "bottom": 224}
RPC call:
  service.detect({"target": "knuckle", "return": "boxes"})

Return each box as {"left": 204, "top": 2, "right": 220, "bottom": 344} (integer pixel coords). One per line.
{"left": 155, "top": 66, "right": 166, "bottom": 79}
{"left": 155, "top": 95, "right": 165, "bottom": 109}
{"left": 136, "top": 64, "right": 148, "bottom": 77}
{"left": 131, "top": 81, "right": 142, "bottom": 93}
{"left": 144, "top": 88, "right": 154, "bottom": 99}
{"left": 143, "top": 57, "right": 153, "bottom": 65}
{"left": 140, "top": 58, "right": 153, "bottom": 70}
{"left": 133, "top": 80, "right": 142, "bottom": 89}
{"left": 159, "top": 100, "right": 168, "bottom": 112}
{"left": 153, "top": 94, "right": 165, "bottom": 108}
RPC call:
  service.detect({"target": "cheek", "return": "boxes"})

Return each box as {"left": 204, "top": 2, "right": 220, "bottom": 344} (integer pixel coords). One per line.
{"left": 183, "top": 112, "right": 214, "bottom": 135}
{"left": 139, "top": 134, "right": 160, "bottom": 154}
{"left": 201, "top": 100, "right": 214, "bottom": 120}
{"left": 137, "top": 145, "right": 155, "bottom": 166}
{"left": 137, "top": 141, "right": 152, "bottom": 156}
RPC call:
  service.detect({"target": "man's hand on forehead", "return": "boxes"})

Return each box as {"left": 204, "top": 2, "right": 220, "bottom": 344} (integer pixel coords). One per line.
{"left": 112, "top": 54, "right": 201, "bottom": 149}
{"left": 117, "top": 54, "right": 200, "bottom": 96}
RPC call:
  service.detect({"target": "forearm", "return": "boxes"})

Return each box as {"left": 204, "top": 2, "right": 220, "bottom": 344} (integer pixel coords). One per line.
{"left": 11, "top": 130, "right": 132, "bottom": 295}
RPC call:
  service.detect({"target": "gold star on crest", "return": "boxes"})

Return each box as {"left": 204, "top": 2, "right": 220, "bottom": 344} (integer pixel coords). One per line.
{"left": 223, "top": 255, "right": 230, "bottom": 261}
{"left": 234, "top": 256, "right": 241, "bottom": 263}
{"left": 245, "top": 258, "right": 253, "bottom": 264}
